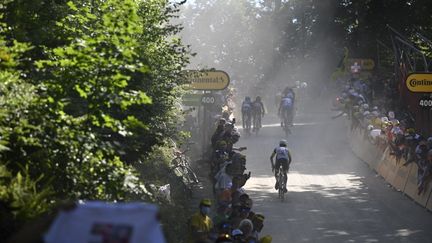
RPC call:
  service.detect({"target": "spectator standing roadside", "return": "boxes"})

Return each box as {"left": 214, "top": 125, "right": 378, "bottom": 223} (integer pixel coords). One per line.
{"left": 188, "top": 199, "right": 213, "bottom": 243}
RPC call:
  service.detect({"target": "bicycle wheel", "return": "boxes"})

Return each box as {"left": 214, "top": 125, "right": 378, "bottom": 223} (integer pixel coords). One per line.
{"left": 278, "top": 170, "right": 285, "bottom": 202}
{"left": 283, "top": 116, "right": 290, "bottom": 137}
{"left": 184, "top": 163, "right": 199, "bottom": 183}
{"left": 175, "top": 166, "right": 190, "bottom": 184}
{"left": 245, "top": 116, "right": 252, "bottom": 136}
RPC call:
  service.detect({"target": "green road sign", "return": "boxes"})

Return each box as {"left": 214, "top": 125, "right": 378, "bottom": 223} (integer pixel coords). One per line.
{"left": 182, "top": 93, "right": 202, "bottom": 106}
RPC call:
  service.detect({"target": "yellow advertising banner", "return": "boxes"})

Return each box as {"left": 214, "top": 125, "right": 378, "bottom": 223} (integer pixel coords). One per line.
{"left": 405, "top": 73, "right": 432, "bottom": 93}
{"left": 186, "top": 70, "right": 230, "bottom": 90}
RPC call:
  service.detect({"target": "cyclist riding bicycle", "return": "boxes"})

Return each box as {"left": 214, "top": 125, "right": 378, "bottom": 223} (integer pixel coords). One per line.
{"left": 282, "top": 87, "right": 296, "bottom": 102}
{"left": 278, "top": 94, "right": 294, "bottom": 127}
{"left": 241, "top": 96, "right": 253, "bottom": 130}
{"left": 252, "top": 96, "right": 265, "bottom": 132}
{"left": 270, "top": 140, "right": 292, "bottom": 193}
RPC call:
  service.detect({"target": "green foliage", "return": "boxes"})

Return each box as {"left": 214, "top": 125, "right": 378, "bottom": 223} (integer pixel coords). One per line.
{"left": 0, "top": 165, "right": 53, "bottom": 220}
{"left": 0, "top": 0, "right": 190, "bottom": 240}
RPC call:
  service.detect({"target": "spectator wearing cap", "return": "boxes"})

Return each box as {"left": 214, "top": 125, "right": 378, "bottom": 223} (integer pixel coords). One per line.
{"left": 187, "top": 199, "right": 213, "bottom": 243}
{"left": 251, "top": 214, "right": 265, "bottom": 240}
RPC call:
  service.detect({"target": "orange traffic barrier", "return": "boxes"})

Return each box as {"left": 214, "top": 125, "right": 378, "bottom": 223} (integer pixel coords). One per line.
{"left": 384, "top": 159, "right": 399, "bottom": 187}
{"left": 348, "top": 125, "right": 432, "bottom": 209}
{"left": 376, "top": 148, "right": 392, "bottom": 180}
{"left": 360, "top": 138, "right": 383, "bottom": 170}
{"left": 389, "top": 160, "right": 412, "bottom": 192}
{"left": 403, "top": 163, "right": 432, "bottom": 207}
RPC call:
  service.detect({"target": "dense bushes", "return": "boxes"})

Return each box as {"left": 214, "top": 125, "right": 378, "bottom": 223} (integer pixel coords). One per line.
{"left": 0, "top": 0, "right": 190, "bottom": 239}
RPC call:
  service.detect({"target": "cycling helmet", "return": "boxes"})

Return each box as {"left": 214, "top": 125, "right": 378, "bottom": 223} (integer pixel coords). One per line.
{"left": 301, "top": 82, "right": 307, "bottom": 88}
{"left": 279, "top": 140, "right": 287, "bottom": 147}
{"left": 200, "top": 199, "right": 212, "bottom": 207}
{"left": 373, "top": 106, "right": 379, "bottom": 111}
{"left": 362, "top": 103, "right": 369, "bottom": 110}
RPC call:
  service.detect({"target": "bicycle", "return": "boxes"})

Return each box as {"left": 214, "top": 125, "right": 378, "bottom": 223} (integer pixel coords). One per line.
{"left": 244, "top": 113, "right": 252, "bottom": 136}
{"left": 253, "top": 113, "right": 262, "bottom": 136}
{"left": 276, "top": 165, "right": 287, "bottom": 202}
{"left": 172, "top": 144, "right": 199, "bottom": 185}
{"left": 282, "top": 112, "right": 292, "bottom": 137}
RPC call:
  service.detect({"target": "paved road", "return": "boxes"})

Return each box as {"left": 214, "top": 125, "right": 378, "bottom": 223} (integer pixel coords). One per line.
{"left": 239, "top": 100, "right": 432, "bottom": 243}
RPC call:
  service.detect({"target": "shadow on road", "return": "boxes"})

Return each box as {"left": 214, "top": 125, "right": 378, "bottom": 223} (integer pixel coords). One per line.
{"left": 239, "top": 104, "right": 432, "bottom": 242}
{"left": 247, "top": 181, "right": 428, "bottom": 243}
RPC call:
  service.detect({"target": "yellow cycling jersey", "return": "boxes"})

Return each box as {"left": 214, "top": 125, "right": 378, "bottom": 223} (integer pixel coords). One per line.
{"left": 187, "top": 212, "right": 213, "bottom": 243}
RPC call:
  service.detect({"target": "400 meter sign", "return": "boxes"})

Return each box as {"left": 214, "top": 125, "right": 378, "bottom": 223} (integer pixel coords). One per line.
{"left": 406, "top": 73, "right": 432, "bottom": 93}
{"left": 186, "top": 70, "right": 230, "bottom": 90}
{"left": 201, "top": 94, "right": 217, "bottom": 106}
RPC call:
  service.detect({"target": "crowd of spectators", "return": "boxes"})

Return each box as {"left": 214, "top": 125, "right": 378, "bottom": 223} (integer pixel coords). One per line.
{"left": 187, "top": 114, "right": 272, "bottom": 243}
{"left": 333, "top": 76, "right": 432, "bottom": 195}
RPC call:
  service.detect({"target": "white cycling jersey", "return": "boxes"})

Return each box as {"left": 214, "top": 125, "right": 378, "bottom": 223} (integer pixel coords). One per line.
{"left": 281, "top": 97, "right": 293, "bottom": 108}
{"left": 274, "top": 146, "right": 290, "bottom": 160}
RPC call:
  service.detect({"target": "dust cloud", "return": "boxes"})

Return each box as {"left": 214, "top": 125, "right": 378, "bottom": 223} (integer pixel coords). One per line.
{"left": 178, "top": 0, "right": 341, "bottom": 108}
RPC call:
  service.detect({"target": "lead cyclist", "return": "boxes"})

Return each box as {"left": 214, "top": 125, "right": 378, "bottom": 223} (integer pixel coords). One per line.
{"left": 270, "top": 140, "right": 292, "bottom": 193}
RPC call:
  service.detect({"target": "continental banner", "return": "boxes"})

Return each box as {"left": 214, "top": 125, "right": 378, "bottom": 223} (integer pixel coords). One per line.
{"left": 406, "top": 73, "right": 432, "bottom": 93}
{"left": 186, "top": 70, "right": 230, "bottom": 90}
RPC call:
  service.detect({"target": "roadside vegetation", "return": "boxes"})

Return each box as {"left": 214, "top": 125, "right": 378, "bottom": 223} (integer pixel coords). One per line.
{"left": 0, "top": 0, "right": 190, "bottom": 241}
